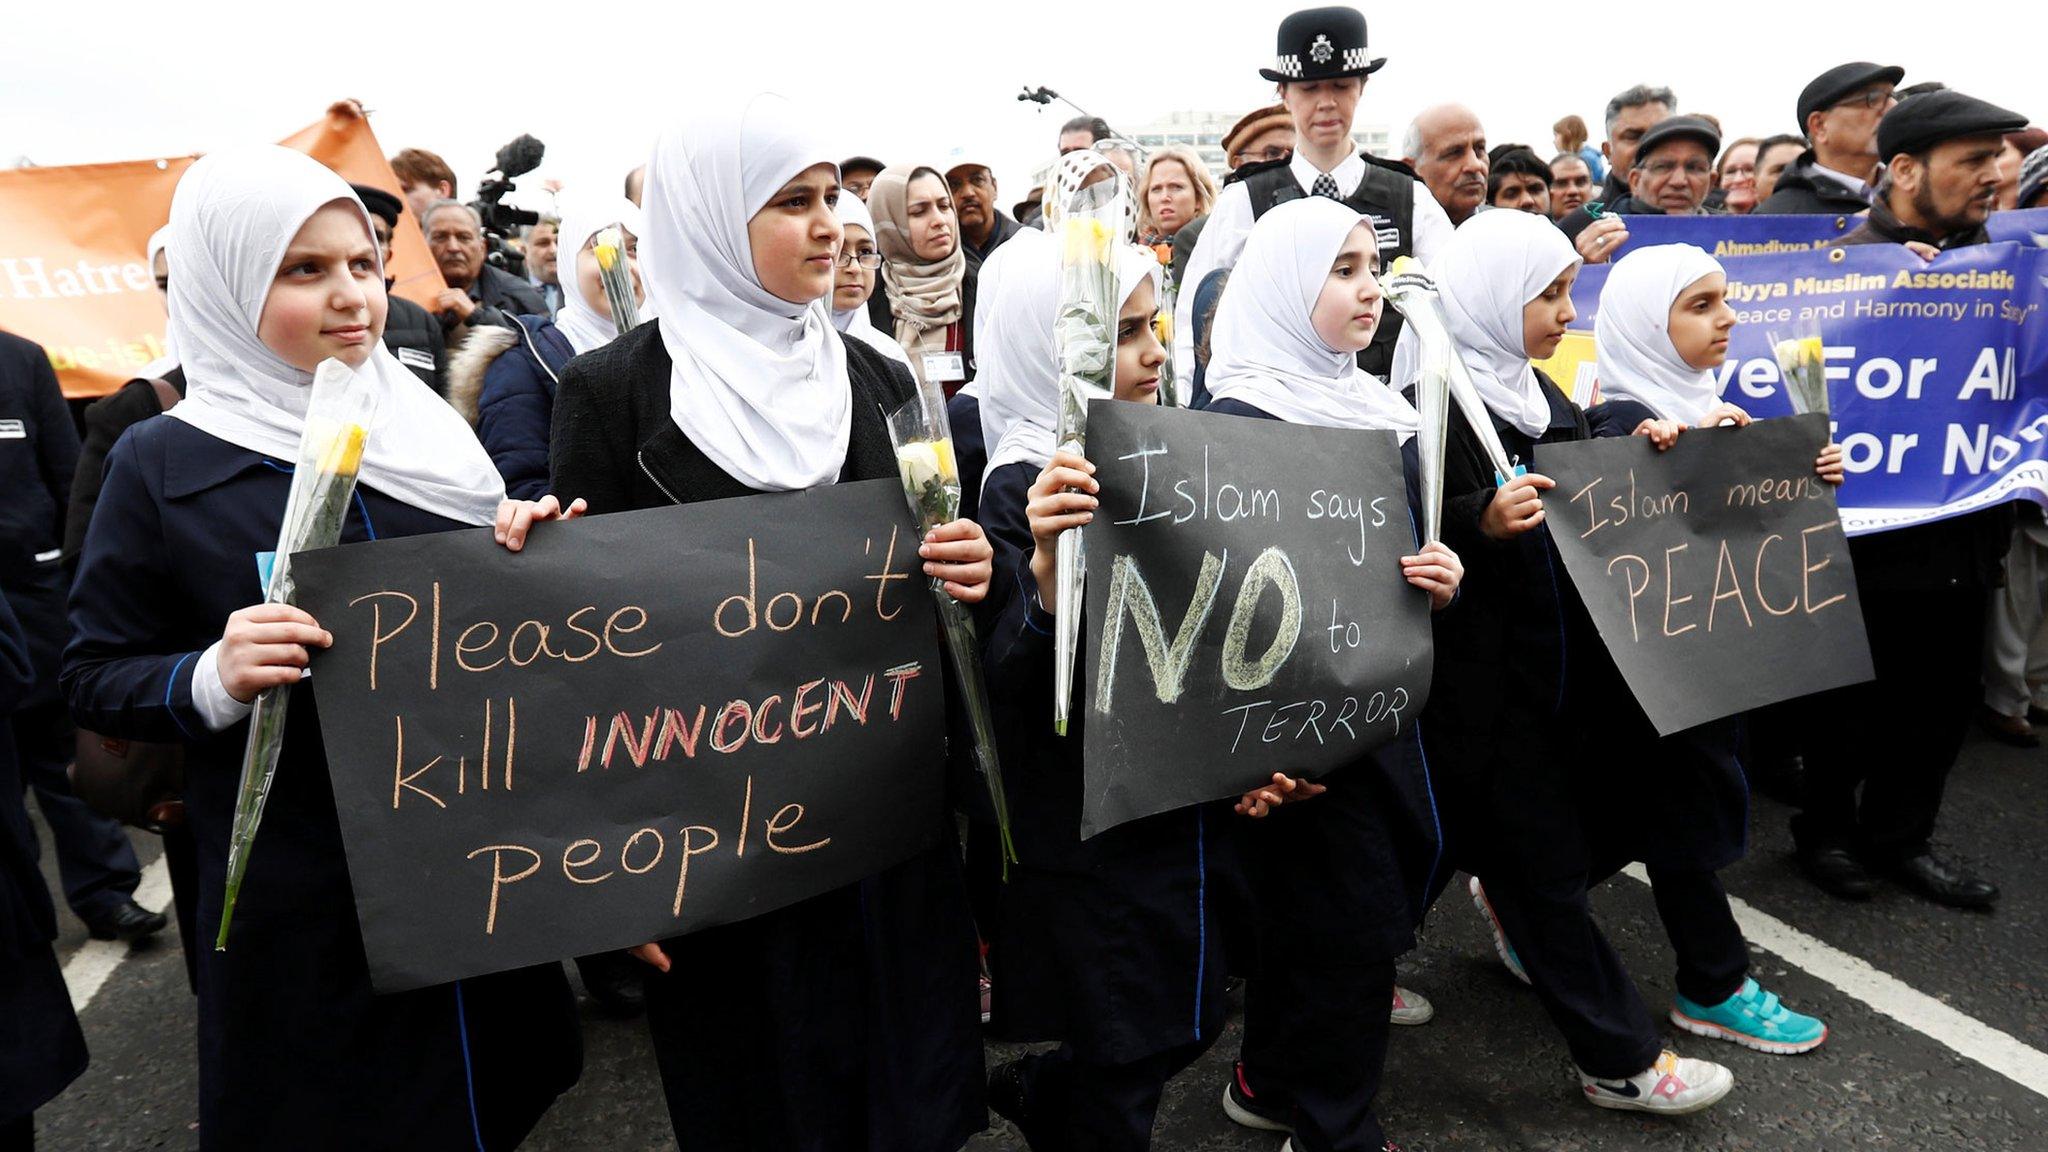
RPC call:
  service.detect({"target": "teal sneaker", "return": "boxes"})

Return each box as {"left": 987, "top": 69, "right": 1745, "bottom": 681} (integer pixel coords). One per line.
{"left": 1670, "top": 978, "right": 1827, "bottom": 1055}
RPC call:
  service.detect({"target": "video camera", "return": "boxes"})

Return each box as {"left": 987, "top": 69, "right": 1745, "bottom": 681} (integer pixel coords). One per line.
{"left": 470, "top": 133, "right": 545, "bottom": 277}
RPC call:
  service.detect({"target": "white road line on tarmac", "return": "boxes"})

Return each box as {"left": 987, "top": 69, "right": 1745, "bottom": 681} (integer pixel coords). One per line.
{"left": 1619, "top": 863, "right": 2048, "bottom": 1100}
{"left": 63, "top": 854, "right": 173, "bottom": 1014}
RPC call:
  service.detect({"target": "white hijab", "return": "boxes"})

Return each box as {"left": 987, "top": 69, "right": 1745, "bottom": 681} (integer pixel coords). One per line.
{"left": 138, "top": 225, "right": 179, "bottom": 379}
{"left": 829, "top": 193, "right": 912, "bottom": 367}
{"left": 553, "top": 196, "right": 652, "bottom": 356}
{"left": 643, "top": 95, "right": 851, "bottom": 492}
{"left": 163, "top": 145, "right": 504, "bottom": 525}
{"left": 978, "top": 232, "right": 1156, "bottom": 486}
{"left": 1594, "top": 244, "right": 1725, "bottom": 424}
{"left": 1429, "top": 209, "right": 1579, "bottom": 438}
{"left": 1204, "top": 197, "right": 1419, "bottom": 440}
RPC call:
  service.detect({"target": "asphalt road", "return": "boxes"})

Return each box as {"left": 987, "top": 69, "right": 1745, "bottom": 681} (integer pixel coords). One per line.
{"left": 26, "top": 727, "right": 2048, "bottom": 1150}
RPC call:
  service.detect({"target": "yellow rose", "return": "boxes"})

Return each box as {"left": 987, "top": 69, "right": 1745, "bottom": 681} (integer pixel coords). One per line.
{"left": 317, "top": 422, "right": 368, "bottom": 479}
{"left": 932, "top": 438, "right": 958, "bottom": 482}
{"left": 1798, "top": 335, "right": 1824, "bottom": 362}
{"left": 1388, "top": 255, "right": 1423, "bottom": 280}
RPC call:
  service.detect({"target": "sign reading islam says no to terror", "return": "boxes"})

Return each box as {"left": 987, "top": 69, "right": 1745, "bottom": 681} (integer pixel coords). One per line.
{"left": 292, "top": 480, "right": 944, "bottom": 993}
{"left": 1080, "top": 402, "right": 1434, "bottom": 838}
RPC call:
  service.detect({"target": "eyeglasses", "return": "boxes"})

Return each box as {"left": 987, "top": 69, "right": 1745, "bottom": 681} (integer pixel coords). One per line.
{"left": 835, "top": 249, "right": 883, "bottom": 269}
{"left": 1641, "top": 160, "right": 1713, "bottom": 178}
{"left": 1233, "top": 145, "right": 1292, "bottom": 165}
{"left": 1834, "top": 87, "right": 1894, "bottom": 112}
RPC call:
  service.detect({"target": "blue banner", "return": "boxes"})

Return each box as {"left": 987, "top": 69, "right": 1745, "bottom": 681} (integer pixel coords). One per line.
{"left": 1547, "top": 231, "right": 2048, "bottom": 537}
{"left": 1605, "top": 206, "right": 2048, "bottom": 262}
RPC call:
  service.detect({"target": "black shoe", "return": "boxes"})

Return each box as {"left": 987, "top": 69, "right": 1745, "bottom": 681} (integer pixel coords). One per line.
{"left": 987, "top": 1057, "right": 1049, "bottom": 1147}
{"left": 1798, "top": 846, "right": 1875, "bottom": 900}
{"left": 574, "top": 951, "right": 646, "bottom": 1017}
{"left": 82, "top": 897, "right": 168, "bottom": 942}
{"left": 1221, "top": 1063, "right": 1293, "bottom": 1132}
{"left": 1889, "top": 854, "right": 1998, "bottom": 910}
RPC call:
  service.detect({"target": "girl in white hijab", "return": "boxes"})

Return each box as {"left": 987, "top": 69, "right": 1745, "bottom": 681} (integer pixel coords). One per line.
{"left": 546, "top": 96, "right": 991, "bottom": 1152}
{"left": 63, "top": 143, "right": 582, "bottom": 1149}
{"left": 1420, "top": 208, "right": 1742, "bottom": 1117}
{"left": 828, "top": 191, "right": 912, "bottom": 367}
{"left": 453, "top": 194, "right": 651, "bottom": 500}
{"left": 974, "top": 231, "right": 1238, "bottom": 1152}
{"left": 1594, "top": 243, "right": 1844, "bottom": 479}
{"left": 1194, "top": 195, "right": 1456, "bottom": 1152}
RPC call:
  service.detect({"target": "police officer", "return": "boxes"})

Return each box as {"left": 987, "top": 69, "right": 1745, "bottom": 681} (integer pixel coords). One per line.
{"left": 1174, "top": 5, "right": 1454, "bottom": 382}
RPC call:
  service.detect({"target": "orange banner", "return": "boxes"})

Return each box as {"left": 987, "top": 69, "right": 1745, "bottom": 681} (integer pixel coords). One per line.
{"left": 0, "top": 100, "right": 448, "bottom": 399}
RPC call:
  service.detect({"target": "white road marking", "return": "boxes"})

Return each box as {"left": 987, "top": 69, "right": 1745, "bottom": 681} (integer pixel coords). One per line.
{"left": 1620, "top": 863, "right": 2048, "bottom": 1100}
{"left": 63, "top": 854, "right": 173, "bottom": 1013}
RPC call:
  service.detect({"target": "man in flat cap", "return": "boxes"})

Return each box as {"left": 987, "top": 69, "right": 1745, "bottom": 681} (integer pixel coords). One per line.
{"left": 1756, "top": 61, "right": 1902, "bottom": 215}
{"left": 1791, "top": 90, "right": 2029, "bottom": 911}
{"left": 1560, "top": 116, "right": 1724, "bottom": 262}
{"left": 1173, "top": 5, "right": 1453, "bottom": 384}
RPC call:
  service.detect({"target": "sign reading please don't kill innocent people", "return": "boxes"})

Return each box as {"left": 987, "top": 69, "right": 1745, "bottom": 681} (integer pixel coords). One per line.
{"left": 1537, "top": 413, "right": 1875, "bottom": 736}
{"left": 1080, "top": 402, "right": 1434, "bottom": 837}
{"left": 292, "top": 480, "right": 944, "bottom": 993}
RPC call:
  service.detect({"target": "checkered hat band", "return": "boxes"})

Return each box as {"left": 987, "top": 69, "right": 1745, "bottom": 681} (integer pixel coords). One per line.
{"left": 1342, "top": 47, "right": 1370, "bottom": 70}
{"left": 1275, "top": 54, "right": 1302, "bottom": 77}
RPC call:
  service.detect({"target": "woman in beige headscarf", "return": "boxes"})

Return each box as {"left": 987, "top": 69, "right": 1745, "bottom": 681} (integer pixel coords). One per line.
{"left": 866, "top": 163, "right": 980, "bottom": 396}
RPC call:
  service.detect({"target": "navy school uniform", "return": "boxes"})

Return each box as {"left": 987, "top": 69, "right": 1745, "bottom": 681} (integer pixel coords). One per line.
{"left": 977, "top": 458, "right": 1228, "bottom": 1148}
{"left": 548, "top": 321, "right": 985, "bottom": 1152}
{"left": 61, "top": 416, "right": 581, "bottom": 1151}
{"left": 947, "top": 388, "right": 986, "bottom": 526}
{"left": 1202, "top": 396, "right": 1443, "bottom": 1152}
{"left": 1, "top": 587, "right": 89, "bottom": 1142}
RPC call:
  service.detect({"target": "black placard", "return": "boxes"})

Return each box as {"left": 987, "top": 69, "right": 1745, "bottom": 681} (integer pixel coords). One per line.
{"left": 1079, "top": 402, "right": 1433, "bottom": 837}
{"left": 1537, "top": 413, "right": 1875, "bottom": 735}
{"left": 292, "top": 480, "right": 944, "bottom": 993}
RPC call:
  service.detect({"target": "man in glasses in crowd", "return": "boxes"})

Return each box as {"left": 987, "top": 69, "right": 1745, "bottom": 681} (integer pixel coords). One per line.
{"left": 1560, "top": 116, "right": 1724, "bottom": 263}
{"left": 1758, "top": 61, "right": 1903, "bottom": 214}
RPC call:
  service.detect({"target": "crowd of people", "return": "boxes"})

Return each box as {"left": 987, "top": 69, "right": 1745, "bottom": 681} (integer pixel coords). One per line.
{"left": 3, "top": 5, "right": 2046, "bottom": 1150}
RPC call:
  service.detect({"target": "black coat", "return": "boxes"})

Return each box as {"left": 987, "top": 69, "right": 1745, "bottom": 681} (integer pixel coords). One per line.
{"left": 1556, "top": 193, "right": 1706, "bottom": 242}
{"left": 548, "top": 321, "right": 987, "bottom": 1152}
{"left": 0, "top": 331, "right": 80, "bottom": 706}
{"left": 450, "top": 263, "right": 550, "bottom": 334}
{"left": 1756, "top": 152, "right": 1873, "bottom": 216}
{"left": 1423, "top": 377, "right": 1747, "bottom": 877}
{"left": 976, "top": 460, "right": 1230, "bottom": 1063}
{"left": 0, "top": 587, "right": 89, "bottom": 1126}
{"left": 62, "top": 416, "right": 580, "bottom": 1150}
{"left": 948, "top": 389, "right": 986, "bottom": 525}
{"left": 66, "top": 369, "right": 185, "bottom": 560}
{"left": 383, "top": 293, "right": 448, "bottom": 395}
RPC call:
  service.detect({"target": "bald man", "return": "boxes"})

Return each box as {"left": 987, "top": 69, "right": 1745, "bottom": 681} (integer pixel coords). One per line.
{"left": 1404, "top": 104, "right": 1489, "bottom": 225}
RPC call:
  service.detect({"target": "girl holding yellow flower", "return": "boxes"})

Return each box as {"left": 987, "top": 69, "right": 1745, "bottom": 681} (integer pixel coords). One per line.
{"left": 63, "top": 145, "right": 582, "bottom": 1150}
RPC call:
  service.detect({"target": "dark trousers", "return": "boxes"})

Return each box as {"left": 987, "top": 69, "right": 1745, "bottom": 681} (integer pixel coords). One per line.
{"left": 1792, "top": 586, "right": 1986, "bottom": 862}
{"left": 1587, "top": 861, "right": 1748, "bottom": 1007}
{"left": 1478, "top": 866, "right": 1663, "bottom": 1080}
{"left": 1239, "top": 957, "right": 1394, "bottom": 1152}
{"left": 13, "top": 700, "right": 141, "bottom": 919}
{"left": 1016, "top": 1039, "right": 1209, "bottom": 1152}
{"left": 0, "top": 1114, "right": 30, "bottom": 1152}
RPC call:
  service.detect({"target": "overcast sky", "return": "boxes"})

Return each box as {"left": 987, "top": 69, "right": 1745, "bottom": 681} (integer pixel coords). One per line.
{"left": 5, "top": 0, "right": 2037, "bottom": 217}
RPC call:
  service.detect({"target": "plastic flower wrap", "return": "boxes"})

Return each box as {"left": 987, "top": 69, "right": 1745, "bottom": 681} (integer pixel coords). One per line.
{"left": 217, "top": 359, "right": 379, "bottom": 950}
{"left": 592, "top": 225, "right": 640, "bottom": 337}
{"left": 1148, "top": 243, "right": 1180, "bottom": 408}
{"left": 884, "top": 383, "right": 1017, "bottom": 870}
{"left": 1050, "top": 150, "right": 1132, "bottom": 736}
{"left": 1770, "top": 320, "right": 1829, "bottom": 416}
{"left": 1383, "top": 256, "right": 1517, "bottom": 485}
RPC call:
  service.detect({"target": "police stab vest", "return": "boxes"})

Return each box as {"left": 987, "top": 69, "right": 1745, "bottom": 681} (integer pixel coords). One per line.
{"left": 1242, "top": 156, "right": 1418, "bottom": 379}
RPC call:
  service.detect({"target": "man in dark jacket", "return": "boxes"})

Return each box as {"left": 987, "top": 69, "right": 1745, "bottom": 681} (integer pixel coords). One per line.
{"left": 1558, "top": 116, "right": 1722, "bottom": 258}
{"left": 1791, "top": 89, "right": 2030, "bottom": 910}
{"left": 0, "top": 331, "right": 164, "bottom": 943}
{"left": 1595, "top": 83, "right": 1676, "bottom": 202}
{"left": 422, "top": 201, "right": 548, "bottom": 337}
{"left": 946, "top": 160, "right": 1022, "bottom": 262}
{"left": 351, "top": 184, "right": 447, "bottom": 395}
{"left": 1757, "top": 62, "right": 1902, "bottom": 215}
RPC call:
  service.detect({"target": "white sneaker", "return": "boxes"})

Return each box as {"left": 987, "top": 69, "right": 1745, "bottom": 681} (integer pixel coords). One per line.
{"left": 1468, "top": 876, "right": 1531, "bottom": 986}
{"left": 1578, "top": 1050, "right": 1734, "bottom": 1115}
{"left": 1389, "top": 984, "right": 1434, "bottom": 1026}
